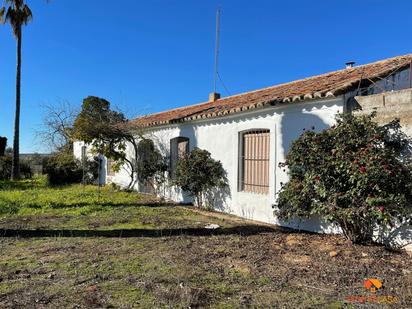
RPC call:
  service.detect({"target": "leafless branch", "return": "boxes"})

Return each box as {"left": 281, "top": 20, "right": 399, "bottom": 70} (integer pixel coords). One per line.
{"left": 35, "top": 100, "right": 79, "bottom": 152}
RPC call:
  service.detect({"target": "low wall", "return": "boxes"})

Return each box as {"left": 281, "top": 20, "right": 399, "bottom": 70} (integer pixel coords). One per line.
{"left": 355, "top": 89, "right": 412, "bottom": 249}
{"left": 354, "top": 88, "right": 412, "bottom": 136}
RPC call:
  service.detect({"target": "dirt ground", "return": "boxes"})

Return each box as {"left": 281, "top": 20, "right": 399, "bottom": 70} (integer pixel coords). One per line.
{"left": 0, "top": 207, "right": 411, "bottom": 308}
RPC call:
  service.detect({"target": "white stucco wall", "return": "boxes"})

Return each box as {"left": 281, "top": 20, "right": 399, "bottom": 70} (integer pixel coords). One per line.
{"left": 137, "top": 97, "right": 344, "bottom": 233}
{"left": 73, "top": 97, "right": 412, "bottom": 247}
{"left": 73, "top": 141, "right": 108, "bottom": 185}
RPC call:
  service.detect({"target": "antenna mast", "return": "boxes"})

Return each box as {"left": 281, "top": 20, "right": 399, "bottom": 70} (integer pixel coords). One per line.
{"left": 213, "top": 8, "right": 221, "bottom": 93}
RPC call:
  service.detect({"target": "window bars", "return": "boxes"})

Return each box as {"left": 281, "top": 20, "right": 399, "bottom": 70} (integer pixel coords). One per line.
{"left": 239, "top": 129, "right": 270, "bottom": 194}
{"left": 107, "top": 158, "right": 116, "bottom": 176}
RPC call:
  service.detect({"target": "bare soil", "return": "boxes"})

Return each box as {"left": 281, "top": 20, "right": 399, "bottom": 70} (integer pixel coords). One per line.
{"left": 0, "top": 183, "right": 412, "bottom": 309}
{"left": 0, "top": 206, "right": 411, "bottom": 308}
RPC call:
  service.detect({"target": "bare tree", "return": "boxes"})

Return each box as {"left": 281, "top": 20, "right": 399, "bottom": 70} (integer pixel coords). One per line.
{"left": 36, "top": 100, "right": 78, "bottom": 152}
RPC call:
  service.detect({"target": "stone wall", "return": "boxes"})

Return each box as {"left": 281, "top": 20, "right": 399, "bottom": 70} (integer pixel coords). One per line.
{"left": 355, "top": 89, "right": 412, "bottom": 249}
{"left": 354, "top": 88, "right": 412, "bottom": 136}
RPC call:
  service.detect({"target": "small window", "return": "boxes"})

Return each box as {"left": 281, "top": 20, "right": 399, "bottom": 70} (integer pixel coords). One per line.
{"left": 107, "top": 158, "right": 116, "bottom": 176}
{"left": 239, "top": 129, "right": 270, "bottom": 194}
{"left": 170, "top": 137, "right": 189, "bottom": 177}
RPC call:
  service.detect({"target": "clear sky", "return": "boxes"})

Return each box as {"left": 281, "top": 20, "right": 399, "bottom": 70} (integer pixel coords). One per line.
{"left": 1, "top": 0, "right": 412, "bottom": 153}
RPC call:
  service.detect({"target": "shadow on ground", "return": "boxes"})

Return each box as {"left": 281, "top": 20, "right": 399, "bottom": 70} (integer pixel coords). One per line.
{"left": 0, "top": 225, "right": 283, "bottom": 238}
{"left": 43, "top": 201, "right": 182, "bottom": 209}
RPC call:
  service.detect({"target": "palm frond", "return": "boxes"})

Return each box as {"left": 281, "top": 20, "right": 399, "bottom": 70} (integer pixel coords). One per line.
{"left": 5, "top": 7, "right": 19, "bottom": 36}
{"left": 22, "top": 4, "right": 32, "bottom": 24}
{"left": 3, "top": 1, "right": 32, "bottom": 37}
{"left": 0, "top": 7, "right": 5, "bottom": 24}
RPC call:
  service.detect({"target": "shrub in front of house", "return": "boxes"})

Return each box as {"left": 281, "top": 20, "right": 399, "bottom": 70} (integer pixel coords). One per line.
{"left": 44, "top": 152, "right": 99, "bottom": 185}
{"left": 276, "top": 113, "right": 412, "bottom": 244}
{"left": 174, "top": 148, "right": 227, "bottom": 209}
{"left": 136, "top": 138, "right": 167, "bottom": 194}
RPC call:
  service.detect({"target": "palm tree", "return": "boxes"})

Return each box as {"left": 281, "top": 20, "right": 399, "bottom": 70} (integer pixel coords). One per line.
{"left": 1, "top": 0, "right": 32, "bottom": 180}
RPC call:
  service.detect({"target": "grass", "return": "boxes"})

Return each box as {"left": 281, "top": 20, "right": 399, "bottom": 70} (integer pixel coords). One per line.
{"left": 0, "top": 178, "right": 411, "bottom": 308}
{"left": 0, "top": 177, "right": 232, "bottom": 231}
{"left": 0, "top": 176, "right": 147, "bottom": 216}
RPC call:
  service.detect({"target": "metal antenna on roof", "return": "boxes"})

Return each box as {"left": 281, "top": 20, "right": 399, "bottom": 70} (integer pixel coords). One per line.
{"left": 213, "top": 7, "right": 221, "bottom": 93}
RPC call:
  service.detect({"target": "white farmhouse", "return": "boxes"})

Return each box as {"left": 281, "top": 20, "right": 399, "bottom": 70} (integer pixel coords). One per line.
{"left": 74, "top": 54, "right": 412, "bottom": 244}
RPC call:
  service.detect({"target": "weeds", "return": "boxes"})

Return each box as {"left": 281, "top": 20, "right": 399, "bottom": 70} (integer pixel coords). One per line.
{"left": 0, "top": 178, "right": 410, "bottom": 308}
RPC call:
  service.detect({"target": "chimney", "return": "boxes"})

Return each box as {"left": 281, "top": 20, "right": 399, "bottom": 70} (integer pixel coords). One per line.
{"left": 346, "top": 61, "right": 355, "bottom": 69}
{"left": 209, "top": 92, "right": 221, "bottom": 102}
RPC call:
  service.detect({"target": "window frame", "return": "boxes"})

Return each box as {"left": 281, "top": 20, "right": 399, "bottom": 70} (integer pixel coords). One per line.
{"left": 106, "top": 158, "right": 116, "bottom": 177}
{"left": 238, "top": 129, "right": 270, "bottom": 194}
{"left": 169, "top": 136, "right": 190, "bottom": 178}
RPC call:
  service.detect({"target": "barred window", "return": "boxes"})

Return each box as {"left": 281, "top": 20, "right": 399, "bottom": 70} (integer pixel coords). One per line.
{"left": 170, "top": 137, "right": 189, "bottom": 177}
{"left": 239, "top": 129, "right": 270, "bottom": 194}
{"left": 107, "top": 158, "right": 116, "bottom": 176}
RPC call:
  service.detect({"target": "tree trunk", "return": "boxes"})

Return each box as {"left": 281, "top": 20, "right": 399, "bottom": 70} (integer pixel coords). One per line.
{"left": 123, "top": 156, "right": 136, "bottom": 190}
{"left": 339, "top": 219, "right": 374, "bottom": 244}
{"left": 11, "top": 29, "right": 22, "bottom": 180}
{"left": 196, "top": 194, "right": 202, "bottom": 208}
{"left": 126, "top": 138, "right": 139, "bottom": 190}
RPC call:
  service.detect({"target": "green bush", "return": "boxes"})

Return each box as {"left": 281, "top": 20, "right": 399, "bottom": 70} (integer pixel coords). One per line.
{"left": 0, "top": 156, "right": 12, "bottom": 180}
{"left": 0, "top": 156, "right": 32, "bottom": 180}
{"left": 174, "top": 148, "right": 227, "bottom": 209}
{"left": 276, "top": 113, "right": 412, "bottom": 244}
{"left": 44, "top": 152, "right": 99, "bottom": 185}
{"left": 20, "top": 162, "right": 32, "bottom": 179}
{"left": 136, "top": 139, "right": 167, "bottom": 193}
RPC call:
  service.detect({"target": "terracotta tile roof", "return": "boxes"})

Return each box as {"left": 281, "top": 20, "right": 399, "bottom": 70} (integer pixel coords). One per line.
{"left": 130, "top": 54, "right": 412, "bottom": 128}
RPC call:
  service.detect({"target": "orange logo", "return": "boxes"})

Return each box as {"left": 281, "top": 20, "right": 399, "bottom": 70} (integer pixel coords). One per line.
{"left": 346, "top": 278, "right": 398, "bottom": 304}
{"left": 364, "top": 278, "right": 382, "bottom": 293}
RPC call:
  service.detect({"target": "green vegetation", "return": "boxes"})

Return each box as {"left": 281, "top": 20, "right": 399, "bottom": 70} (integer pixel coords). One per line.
{"left": 0, "top": 177, "right": 223, "bottom": 231}
{"left": 44, "top": 152, "right": 98, "bottom": 186}
{"left": 0, "top": 176, "right": 137, "bottom": 216}
{"left": 136, "top": 138, "right": 167, "bottom": 195}
{"left": 1, "top": 0, "right": 34, "bottom": 180}
{"left": 0, "top": 154, "right": 32, "bottom": 180}
{"left": 174, "top": 148, "right": 228, "bottom": 209}
{"left": 277, "top": 113, "right": 412, "bottom": 244}
{"left": 0, "top": 178, "right": 410, "bottom": 308}
{"left": 73, "top": 96, "right": 140, "bottom": 189}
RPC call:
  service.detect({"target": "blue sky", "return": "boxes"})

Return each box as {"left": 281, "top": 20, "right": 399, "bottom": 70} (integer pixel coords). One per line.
{"left": 1, "top": 0, "right": 412, "bottom": 153}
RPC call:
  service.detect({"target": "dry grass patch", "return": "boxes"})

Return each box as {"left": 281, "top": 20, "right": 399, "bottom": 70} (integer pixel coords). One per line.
{"left": 0, "top": 181, "right": 411, "bottom": 308}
